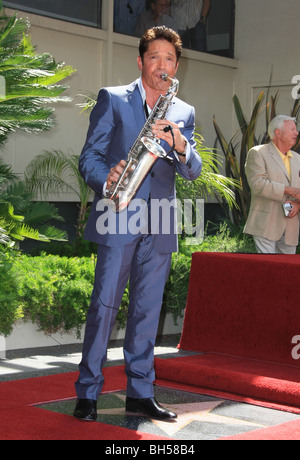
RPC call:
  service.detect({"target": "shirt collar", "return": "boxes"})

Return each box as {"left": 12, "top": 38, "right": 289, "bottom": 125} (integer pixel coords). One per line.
{"left": 138, "top": 77, "right": 146, "bottom": 104}
{"left": 138, "top": 77, "right": 152, "bottom": 116}
{"left": 272, "top": 142, "right": 293, "bottom": 159}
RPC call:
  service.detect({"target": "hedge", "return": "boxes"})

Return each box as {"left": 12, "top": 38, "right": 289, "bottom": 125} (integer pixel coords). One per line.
{"left": 0, "top": 226, "right": 255, "bottom": 338}
{"left": 0, "top": 251, "right": 191, "bottom": 337}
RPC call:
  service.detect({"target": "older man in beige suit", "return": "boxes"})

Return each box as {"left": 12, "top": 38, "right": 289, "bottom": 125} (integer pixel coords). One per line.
{"left": 244, "top": 115, "right": 300, "bottom": 254}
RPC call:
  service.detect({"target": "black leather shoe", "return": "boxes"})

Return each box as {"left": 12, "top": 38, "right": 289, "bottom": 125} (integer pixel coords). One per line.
{"left": 73, "top": 399, "right": 97, "bottom": 421}
{"left": 126, "top": 397, "right": 177, "bottom": 420}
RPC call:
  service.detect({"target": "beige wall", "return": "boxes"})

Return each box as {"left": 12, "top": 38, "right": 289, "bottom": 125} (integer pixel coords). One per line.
{"left": 234, "top": 0, "right": 300, "bottom": 135}
{"left": 4, "top": 1, "right": 299, "bottom": 202}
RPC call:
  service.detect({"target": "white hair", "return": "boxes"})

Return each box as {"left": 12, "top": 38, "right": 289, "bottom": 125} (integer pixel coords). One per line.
{"left": 268, "top": 115, "right": 296, "bottom": 139}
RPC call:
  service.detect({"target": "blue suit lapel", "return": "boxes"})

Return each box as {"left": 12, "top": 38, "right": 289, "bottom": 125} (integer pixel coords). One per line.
{"left": 128, "top": 81, "right": 146, "bottom": 134}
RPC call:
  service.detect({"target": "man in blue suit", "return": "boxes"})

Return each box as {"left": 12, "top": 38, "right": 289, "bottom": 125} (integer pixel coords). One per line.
{"left": 74, "top": 26, "right": 202, "bottom": 421}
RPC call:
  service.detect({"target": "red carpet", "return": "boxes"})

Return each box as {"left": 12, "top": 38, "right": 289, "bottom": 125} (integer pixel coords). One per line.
{"left": 0, "top": 366, "right": 169, "bottom": 440}
{"left": 179, "top": 253, "right": 300, "bottom": 367}
{"left": 155, "top": 355, "right": 300, "bottom": 440}
{"left": 153, "top": 252, "right": 300, "bottom": 439}
{"left": 2, "top": 363, "right": 300, "bottom": 440}
{"left": 155, "top": 354, "right": 300, "bottom": 414}
{"left": 3, "top": 254, "right": 300, "bottom": 440}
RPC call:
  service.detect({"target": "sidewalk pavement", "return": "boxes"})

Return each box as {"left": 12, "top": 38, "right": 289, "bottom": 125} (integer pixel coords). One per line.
{"left": 0, "top": 334, "right": 187, "bottom": 382}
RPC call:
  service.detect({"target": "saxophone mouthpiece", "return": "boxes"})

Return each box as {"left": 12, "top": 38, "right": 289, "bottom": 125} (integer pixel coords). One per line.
{"left": 160, "top": 73, "right": 169, "bottom": 82}
{"left": 160, "top": 74, "right": 179, "bottom": 94}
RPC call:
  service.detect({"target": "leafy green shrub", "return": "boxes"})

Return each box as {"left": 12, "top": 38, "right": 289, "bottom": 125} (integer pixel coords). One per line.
{"left": 16, "top": 254, "right": 95, "bottom": 338}
{"left": 163, "top": 252, "right": 191, "bottom": 324}
{"left": 29, "top": 237, "right": 97, "bottom": 257}
{"left": 191, "top": 223, "right": 255, "bottom": 254}
{"left": 0, "top": 254, "right": 95, "bottom": 338}
{"left": 0, "top": 252, "right": 188, "bottom": 338}
{"left": 0, "top": 254, "right": 24, "bottom": 335}
{"left": 0, "top": 224, "right": 255, "bottom": 338}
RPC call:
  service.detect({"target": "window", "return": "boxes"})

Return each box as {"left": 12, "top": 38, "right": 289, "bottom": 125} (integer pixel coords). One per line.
{"left": 113, "top": 0, "right": 235, "bottom": 59}
{"left": 3, "top": 0, "right": 102, "bottom": 28}
{"left": 207, "top": 0, "right": 235, "bottom": 58}
{"left": 3, "top": 0, "right": 235, "bottom": 59}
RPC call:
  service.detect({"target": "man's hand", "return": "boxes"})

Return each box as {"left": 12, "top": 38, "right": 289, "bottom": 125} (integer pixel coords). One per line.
{"left": 152, "top": 119, "right": 187, "bottom": 162}
{"left": 106, "top": 159, "right": 126, "bottom": 189}
{"left": 285, "top": 200, "right": 300, "bottom": 218}
{"left": 285, "top": 186, "right": 300, "bottom": 200}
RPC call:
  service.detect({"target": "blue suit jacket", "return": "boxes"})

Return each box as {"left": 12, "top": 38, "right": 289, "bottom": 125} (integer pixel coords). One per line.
{"left": 79, "top": 79, "right": 202, "bottom": 253}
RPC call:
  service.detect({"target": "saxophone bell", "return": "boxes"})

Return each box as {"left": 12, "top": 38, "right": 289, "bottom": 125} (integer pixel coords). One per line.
{"left": 141, "top": 136, "right": 167, "bottom": 159}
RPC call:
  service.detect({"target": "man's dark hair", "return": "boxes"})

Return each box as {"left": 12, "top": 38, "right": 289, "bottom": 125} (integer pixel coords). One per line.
{"left": 139, "top": 26, "right": 182, "bottom": 63}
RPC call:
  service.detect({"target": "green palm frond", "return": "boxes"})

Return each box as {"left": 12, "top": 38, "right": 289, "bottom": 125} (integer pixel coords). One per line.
{"left": 77, "top": 92, "right": 98, "bottom": 114}
{"left": 0, "top": 224, "right": 10, "bottom": 244}
{"left": 0, "top": 199, "right": 67, "bottom": 243}
{"left": 0, "top": 12, "right": 28, "bottom": 51}
{"left": 8, "top": 221, "right": 49, "bottom": 242}
{"left": 0, "top": 200, "right": 23, "bottom": 222}
{"left": 36, "top": 224, "right": 67, "bottom": 242}
{"left": 176, "top": 133, "right": 240, "bottom": 211}
{"left": 0, "top": 6, "right": 75, "bottom": 247}
{"left": 25, "top": 149, "right": 92, "bottom": 239}
{"left": 0, "top": 200, "right": 40, "bottom": 241}
{"left": 0, "top": 158, "right": 18, "bottom": 184}
{"left": 0, "top": 166, "right": 67, "bottom": 243}
{"left": 0, "top": 10, "right": 75, "bottom": 145}
{"left": 5, "top": 84, "right": 71, "bottom": 100}
{"left": 25, "top": 149, "right": 87, "bottom": 200}
{"left": 23, "top": 201, "right": 65, "bottom": 225}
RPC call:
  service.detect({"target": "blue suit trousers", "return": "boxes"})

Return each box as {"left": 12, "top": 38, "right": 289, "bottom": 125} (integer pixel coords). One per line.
{"left": 75, "top": 233, "right": 172, "bottom": 400}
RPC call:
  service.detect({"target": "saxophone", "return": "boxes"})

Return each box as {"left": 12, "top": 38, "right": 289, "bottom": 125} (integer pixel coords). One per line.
{"left": 107, "top": 74, "right": 179, "bottom": 212}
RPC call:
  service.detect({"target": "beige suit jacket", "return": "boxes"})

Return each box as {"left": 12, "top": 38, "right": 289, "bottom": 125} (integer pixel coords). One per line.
{"left": 244, "top": 142, "right": 300, "bottom": 246}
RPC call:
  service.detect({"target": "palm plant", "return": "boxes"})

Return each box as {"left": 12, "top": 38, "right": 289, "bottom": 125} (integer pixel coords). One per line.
{"left": 0, "top": 6, "right": 74, "bottom": 146}
{"left": 25, "top": 149, "right": 92, "bottom": 239}
{"left": 0, "top": 158, "right": 67, "bottom": 246}
{"left": 176, "top": 132, "right": 239, "bottom": 209}
{"left": 0, "top": 3, "right": 75, "bottom": 249}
